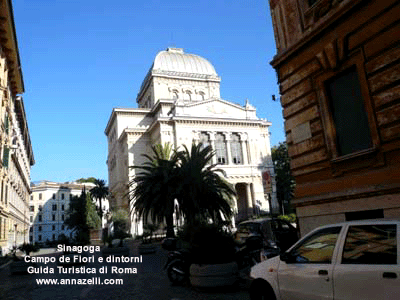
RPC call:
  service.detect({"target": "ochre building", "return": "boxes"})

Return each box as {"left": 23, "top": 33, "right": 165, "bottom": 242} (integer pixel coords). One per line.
{"left": 268, "top": 0, "right": 400, "bottom": 235}
{"left": 0, "top": 0, "right": 34, "bottom": 253}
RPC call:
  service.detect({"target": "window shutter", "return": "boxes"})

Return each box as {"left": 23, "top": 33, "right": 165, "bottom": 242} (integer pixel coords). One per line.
{"left": 2, "top": 147, "right": 9, "bottom": 168}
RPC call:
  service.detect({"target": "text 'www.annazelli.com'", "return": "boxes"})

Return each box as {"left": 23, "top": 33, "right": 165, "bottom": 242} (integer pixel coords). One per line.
{"left": 36, "top": 278, "right": 123, "bottom": 285}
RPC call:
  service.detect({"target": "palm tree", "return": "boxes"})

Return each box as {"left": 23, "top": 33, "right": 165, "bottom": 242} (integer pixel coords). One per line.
{"left": 129, "top": 143, "right": 179, "bottom": 238}
{"left": 175, "top": 143, "right": 236, "bottom": 225}
{"left": 90, "top": 179, "right": 109, "bottom": 222}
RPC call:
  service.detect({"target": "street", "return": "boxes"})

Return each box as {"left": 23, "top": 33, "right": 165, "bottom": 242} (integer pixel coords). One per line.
{"left": 0, "top": 241, "right": 250, "bottom": 300}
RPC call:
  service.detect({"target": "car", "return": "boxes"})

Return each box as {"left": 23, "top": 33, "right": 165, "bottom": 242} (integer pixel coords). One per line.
{"left": 234, "top": 217, "right": 299, "bottom": 253}
{"left": 249, "top": 220, "right": 400, "bottom": 300}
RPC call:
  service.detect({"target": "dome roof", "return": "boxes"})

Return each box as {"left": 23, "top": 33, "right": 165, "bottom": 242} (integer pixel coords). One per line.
{"left": 152, "top": 48, "right": 218, "bottom": 76}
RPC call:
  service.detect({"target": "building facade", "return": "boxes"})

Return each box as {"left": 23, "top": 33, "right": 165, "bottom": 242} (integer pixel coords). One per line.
{"left": 29, "top": 181, "right": 107, "bottom": 244}
{"left": 0, "top": 0, "right": 35, "bottom": 254}
{"left": 105, "top": 48, "right": 277, "bottom": 236}
{"left": 268, "top": 0, "right": 400, "bottom": 235}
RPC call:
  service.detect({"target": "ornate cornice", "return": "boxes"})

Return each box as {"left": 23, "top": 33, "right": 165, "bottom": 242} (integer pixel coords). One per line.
{"left": 152, "top": 69, "right": 221, "bottom": 81}
{"left": 0, "top": 0, "right": 24, "bottom": 94}
{"left": 170, "top": 117, "right": 271, "bottom": 127}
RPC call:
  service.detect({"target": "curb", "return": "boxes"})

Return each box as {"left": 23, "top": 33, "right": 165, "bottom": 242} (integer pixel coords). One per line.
{"left": 0, "top": 260, "right": 12, "bottom": 270}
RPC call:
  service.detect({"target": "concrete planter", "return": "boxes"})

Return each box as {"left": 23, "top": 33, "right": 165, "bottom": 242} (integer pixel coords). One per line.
{"left": 190, "top": 261, "right": 239, "bottom": 288}
{"left": 102, "top": 246, "right": 130, "bottom": 258}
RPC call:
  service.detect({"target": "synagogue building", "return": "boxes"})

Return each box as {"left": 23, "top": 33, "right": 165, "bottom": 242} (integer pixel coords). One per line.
{"left": 105, "top": 48, "right": 277, "bottom": 235}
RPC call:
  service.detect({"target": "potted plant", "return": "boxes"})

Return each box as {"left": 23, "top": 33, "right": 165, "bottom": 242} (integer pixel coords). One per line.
{"left": 102, "top": 209, "right": 130, "bottom": 257}
{"left": 179, "top": 222, "right": 239, "bottom": 288}
{"left": 10, "top": 243, "right": 40, "bottom": 275}
{"left": 138, "top": 223, "right": 159, "bottom": 254}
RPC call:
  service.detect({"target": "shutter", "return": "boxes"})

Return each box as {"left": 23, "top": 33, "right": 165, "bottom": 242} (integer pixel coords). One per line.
{"left": 2, "top": 147, "right": 9, "bottom": 168}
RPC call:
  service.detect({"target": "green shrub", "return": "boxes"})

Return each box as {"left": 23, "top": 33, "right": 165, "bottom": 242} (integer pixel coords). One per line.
{"left": 18, "top": 243, "right": 40, "bottom": 256}
{"left": 278, "top": 213, "right": 297, "bottom": 224}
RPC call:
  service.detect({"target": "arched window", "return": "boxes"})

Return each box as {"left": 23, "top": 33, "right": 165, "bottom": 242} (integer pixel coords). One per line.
{"left": 172, "top": 90, "right": 179, "bottom": 100}
{"left": 184, "top": 90, "right": 192, "bottom": 101}
{"left": 199, "top": 132, "right": 210, "bottom": 149}
{"left": 231, "top": 133, "right": 243, "bottom": 164}
{"left": 215, "top": 133, "right": 227, "bottom": 164}
{"left": 199, "top": 91, "right": 205, "bottom": 101}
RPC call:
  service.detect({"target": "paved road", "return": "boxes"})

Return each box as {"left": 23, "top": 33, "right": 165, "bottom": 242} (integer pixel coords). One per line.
{"left": 0, "top": 241, "right": 250, "bottom": 300}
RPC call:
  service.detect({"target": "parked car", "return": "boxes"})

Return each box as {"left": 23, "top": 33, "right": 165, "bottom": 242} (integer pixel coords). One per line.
{"left": 249, "top": 220, "right": 400, "bottom": 300}
{"left": 234, "top": 217, "right": 299, "bottom": 253}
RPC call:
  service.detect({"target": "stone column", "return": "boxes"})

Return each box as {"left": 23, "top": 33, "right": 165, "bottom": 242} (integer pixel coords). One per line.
{"left": 240, "top": 133, "right": 248, "bottom": 165}
{"left": 208, "top": 132, "right": 216, "bottom": 164}
{"left": 246, "top": 183, "right": 253, "bottom": 218}
{"left": 224, "top": 132, "right": 232, "bottom": 165}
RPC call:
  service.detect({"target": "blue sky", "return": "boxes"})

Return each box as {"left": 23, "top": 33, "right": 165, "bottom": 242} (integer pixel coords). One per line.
{"left": 12, "top": 0, "right": 284, "bottom": 184}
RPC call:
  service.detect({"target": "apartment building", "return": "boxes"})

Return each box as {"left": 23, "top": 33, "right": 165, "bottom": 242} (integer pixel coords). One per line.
{"left": 0, "top": 0, "right": 35, "bottom": 253}
{"left": 29, "top": 181, "right": 96, "bottom": 244}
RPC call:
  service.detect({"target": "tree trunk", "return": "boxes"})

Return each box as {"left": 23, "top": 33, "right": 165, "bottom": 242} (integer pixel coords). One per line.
{"left": 165, "top": 214, "right": 175, "bottom": 238}
{"left": 99, "top": 198, "right": 103, "bottom": 220}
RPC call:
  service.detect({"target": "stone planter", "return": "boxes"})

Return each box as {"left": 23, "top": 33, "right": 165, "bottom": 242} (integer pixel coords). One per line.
{"left": 102, "top": 246, "right": 130, "bottom": 258}
{"left": 90, "top": 229, "right": 102, "bottom": 245}
{"left": 189, "top": 261, "right": 239, "bottom": 288}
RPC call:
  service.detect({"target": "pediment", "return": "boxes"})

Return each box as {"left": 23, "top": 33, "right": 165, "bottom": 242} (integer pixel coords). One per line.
{"left": 175, "top": 98, "right": 255, "bottom": 119}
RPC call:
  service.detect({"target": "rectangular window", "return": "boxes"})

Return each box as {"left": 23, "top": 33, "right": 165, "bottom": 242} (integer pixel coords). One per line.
{"left": 0, "top": 181, "right": 3, "bottom": 204}
{"left": 4, "top": 113, "right": 9, "bottom": 134}
{"left": 30, "top": 206, "right": 34, "bottom": 212}
{"left": 39, "top": 205, "right": 42, "bottom": 211}
{"left": 52, "top": 234, "right": 55, "bottom": 240}
{"left": 290, "top": 226, "right": 342, "bottom": 264}
{"left": 215, "top": 133, "right": 227, "bottom": 165}
{"left": 52, "top": 204, "right": 57, "bottom": 211}
{"left": 230, "top": 134, "right": 243, "bottom": 165}
{"left": 2, "top": 147, "right": 9, "bottom": 169}
{"left": 61, "top": 204, "right": 65, "bottom": 211}
{"left": 38, "top": 235, "right": 42, "bottom": 241}
{"left": 52, "top": 214, "right": 56, "bottom": 221}
{"left": 342, "top": 225, "right": 397, "bottom": 265}
{"left": 62, "top": 214, "right": 65, "bottom": 221}
{"left": 5, "top": 185, "right": 7, "bottom": 204}
{"left": 30, "top": 216, "right": 33, "bottom": 223}
{"left": 52, "top": 225, "right": 55, "bottom": 231}
{"left": 345, "top": 209, "right": 384, "bottom": 221}
{"left": 52, "top": 193, "right": 55, "bottom": 199}
{"left": 38, "top": 226, "right": 42, "bottom": 232}
{"left": 61, "top": 193, "right": 65, "bottom": 200}
{"left": 38, "top": 215, "right": 42, "bottom": 222}
{"left": 39, "top": 193, "right": 42, "bottom": 200}
{"left": 326, "top": 67, "right": 372, "bottom": 156}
